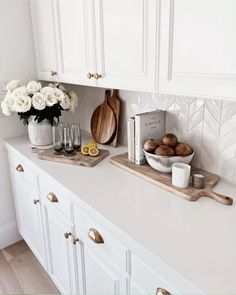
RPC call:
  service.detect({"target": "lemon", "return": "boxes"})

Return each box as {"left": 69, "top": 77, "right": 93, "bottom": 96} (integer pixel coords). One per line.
{"left": 86, "top": 141, "right": 97, "bottom": 148}
{"left": 81, "top": 146, "right": 89, "bottom": 156}
{"left": 88, "top": 147, "right": 99, "bottom": 157}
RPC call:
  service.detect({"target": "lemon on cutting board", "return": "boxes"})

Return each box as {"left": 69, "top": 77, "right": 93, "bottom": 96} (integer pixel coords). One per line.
{"left": 81, "top": 146, "right": 89, "bottom": 156}
{"left": 88, "top": 147, "right": 99, "bottom": 157}
{"left": 86, "top": 141, "right": 97, "bottom": 148}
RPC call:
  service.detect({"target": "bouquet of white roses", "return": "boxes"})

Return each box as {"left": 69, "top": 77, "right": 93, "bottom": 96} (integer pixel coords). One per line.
{"left": 1, "top": 80, "right": 79, "bottom": 125}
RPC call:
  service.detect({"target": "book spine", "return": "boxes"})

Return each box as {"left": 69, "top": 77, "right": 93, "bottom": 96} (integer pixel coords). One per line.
{"left": 127, "top": 118, "right": 135, "bottom": 162}
{"left": 135, "top": 116, "right": 141, "bottom": 165}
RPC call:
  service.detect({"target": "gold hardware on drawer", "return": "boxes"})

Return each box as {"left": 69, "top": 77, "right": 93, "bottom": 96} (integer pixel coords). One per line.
{"left": 50, "top": 70, "right": 57, "bottom": 76}
{"left": 72, "top": 237, "right": 79, "bottom": 245}
{"left": 47, "top": 192, "right": 58, "bottom": 203}
{"left": 94, "top": 73, "right": 102, "bottom": 80}
{"left": 16, "top": 164, "right": 24, "bottom": 172}
{"left": 33, "top": 199, "right": 40, "bottom": 205}
{"left": 88, "top": 228, "right": 104, "bottom": 244}
{"left": 87, "top": 72, "right": 94, "bottom": 79}
{"left": 156, "top": 288, "right": 171, "bottom": 295}
{"left": 64, "top": 232, "right": 72, "bottom": 239}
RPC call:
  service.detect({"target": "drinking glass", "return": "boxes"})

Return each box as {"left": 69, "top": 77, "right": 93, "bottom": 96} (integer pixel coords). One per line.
{"left": 59, "top": 122, "right": 69, "bottom": 146}
{"left": 71, "top": 123, "right": 81, "bottom": 150}
{"left": 53, "top": 125, "right": 63, "bottom": 154}
{"left": 63, "top": 127, "right": 75, "bottom": 156}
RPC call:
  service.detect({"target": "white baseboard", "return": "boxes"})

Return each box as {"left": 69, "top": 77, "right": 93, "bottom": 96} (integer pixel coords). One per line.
{"left": 0, "top": 222, "right": 22, "bottom": 249}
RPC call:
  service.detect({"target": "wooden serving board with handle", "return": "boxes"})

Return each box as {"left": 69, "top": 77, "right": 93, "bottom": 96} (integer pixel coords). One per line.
{"left": 37, "top": 148, "right": 109, "bottom": 167}
{"left": 110, "top": 153, "right": 233, "bottom": 205}
{"left": 90, "top": 90, "right": 116, "bottom": 144}
{"left": 108, "top": 90, "right": 121, "bottom": 147}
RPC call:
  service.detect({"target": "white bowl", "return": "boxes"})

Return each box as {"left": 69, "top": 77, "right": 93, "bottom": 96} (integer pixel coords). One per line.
{"left": 143, "top": 149, "right": 194, "bottom": 173}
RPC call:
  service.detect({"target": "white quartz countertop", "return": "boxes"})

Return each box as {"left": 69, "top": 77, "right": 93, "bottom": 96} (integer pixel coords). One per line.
{"left": 4, "top": 133, "right": 236, "bottom": 294}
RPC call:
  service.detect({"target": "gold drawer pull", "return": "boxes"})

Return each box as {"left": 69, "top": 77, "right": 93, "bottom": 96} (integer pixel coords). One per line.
{"left": 94, "top": 73, "right": 102, "bottom": 80}
{"left": 33, "top": 199, "right": 40, "bottom": 205}
{"left": 47, "top": 192, "right": 58, "bottom": 203}
{"left": 87, "top": 72, "right": 94, "bottom": 79}
{"left": 88, "top": 228, "right": 104, "bottom": 244}
{"left": 72, "top": 237, "right": 79, "bottom": 245}
{"left": 64, "top": 232, "right": 72, "bottom": 239}
{"left": 51, "top": 70, "right": 57, "bottom": 76}
{"left": 156, "top": 288, "right": 171, "bottom": 295}
{"left": 16, "top": 164, "right": 24, "bottom": 172}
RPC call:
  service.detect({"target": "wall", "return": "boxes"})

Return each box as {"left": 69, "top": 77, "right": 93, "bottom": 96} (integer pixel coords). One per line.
{"left": 71, "top": 85, "right": 236, "bottom": 185}
{"left": 0, "top": 0, "right": 36, "bottom": 248}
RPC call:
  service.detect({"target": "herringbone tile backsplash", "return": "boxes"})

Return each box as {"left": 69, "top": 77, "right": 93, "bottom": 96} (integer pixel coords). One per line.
{"left": 120, "top": 91, "right": 236, "bottom": 184}
{"left": 69, "top": 85, "right": 236, "bottom": 184}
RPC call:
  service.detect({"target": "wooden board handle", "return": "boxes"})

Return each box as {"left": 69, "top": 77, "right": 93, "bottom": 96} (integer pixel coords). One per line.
{"left": 203, "top": 191, "right": 233, "bottom": 205}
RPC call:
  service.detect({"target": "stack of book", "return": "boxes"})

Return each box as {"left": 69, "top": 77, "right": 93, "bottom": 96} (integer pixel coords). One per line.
{"left": 127, "top": 110, "right": 166, "bottom": 165}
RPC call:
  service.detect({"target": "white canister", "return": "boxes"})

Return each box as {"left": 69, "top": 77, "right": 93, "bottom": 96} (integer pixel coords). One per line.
{"left": 172, "top": 163, "right": 191, "bottom": 188}
{"left": 28, "top": 116, "right": 53, "bottom": 146}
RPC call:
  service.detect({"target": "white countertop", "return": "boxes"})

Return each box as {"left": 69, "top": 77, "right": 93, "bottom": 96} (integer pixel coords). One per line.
{"left": 4, "top": 133, "right": 236, "bottom": 294}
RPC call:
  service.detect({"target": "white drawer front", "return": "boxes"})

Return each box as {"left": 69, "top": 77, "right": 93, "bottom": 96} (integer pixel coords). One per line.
{"left": 74, "top": 205, "right": 129, "bottom": 274}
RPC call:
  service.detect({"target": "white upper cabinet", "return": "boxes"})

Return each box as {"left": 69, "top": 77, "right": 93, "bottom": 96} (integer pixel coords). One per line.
{"left": 31, "top": 0, "right": 59, "bottom": 81}
{"left": 54, "top": 0, "right": 96, "bottom": 86}
{"left": 94, "top": 0, "right": 158, "bottom": 91}
{"left": 159, "top": 0, "right": 236, "bottom": 99}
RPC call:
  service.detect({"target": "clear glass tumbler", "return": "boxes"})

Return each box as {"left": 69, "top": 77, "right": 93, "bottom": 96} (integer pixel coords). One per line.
{"left": 53, "top": 125, "right": 63, "bottom": 154}
{"left": 63, "top": 127, "right": 75, "bottom": 156}
{"left": 71, "top": 123, "right": 81, "bottom": 150}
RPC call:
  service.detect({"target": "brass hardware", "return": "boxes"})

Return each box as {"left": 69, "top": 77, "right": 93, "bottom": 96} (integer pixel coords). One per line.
{"left": 47, "top": 192, "right": 58, "bottom": 203}
{"left": 94, "top": 73, "right": 102, "bottom": 80}
{"left": 88, "top": 228, "right": 104, "bottom": 244}
{"left": 156, "top": 288, "right": 171, "bottom": 295}
{"left": 16, "top": 164, "right": 24, "bottom": 172}
{"left": 33, "top": 199, "right": 40, "bottom": 205}
{"left": 87, "top": 72, "right": 94, "bottom": 79}
{"left": 72, "top": 237, "right": 79, "bottom": 245}
{"left": 64, "top": 232, "right": 72, "bottom": 239}
{"left": 50, "top": 70, "right": 57, "bottom": 76}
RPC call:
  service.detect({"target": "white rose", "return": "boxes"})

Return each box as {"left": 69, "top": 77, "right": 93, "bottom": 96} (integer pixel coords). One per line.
{"left": 54, "top": 88, "right": 65, "bottom": 101}
{"left": 69, "top": 91, "right": 79, "bottom": 113}
{"left": 32, "top": 92, "right": 46, "bottom": 110}
{"left": 1, "top": 100, "right": 12, "bottom": 116}
{"left": 60, "top": 94, "right": 71, "bottom": 110}
{"left": 4, "top": 92, "right": 15, "bottom": 110}
{"left": 5, "top": 80, "right": 20, "bottom": 91}
{"left": 26, "top": 81, "right": 42, "bottom": 94}
{"left": 41, "top": 86, "right": 58, "bottom": 106}
{"left": 13, "top": 94, "right": 31, "bottom": 113}
{"left": 13, "top": 86, "right": 28, "bottom": 96}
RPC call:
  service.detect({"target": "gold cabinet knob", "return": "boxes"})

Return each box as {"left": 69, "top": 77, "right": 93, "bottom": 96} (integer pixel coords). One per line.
{"left": 156, "top": 288, "right": 171, "bottom": 295}
{"left": 88, "top": 228, "right": 104, "bottom": 244}
{"left": 72, "top": 237, "right": 80, "bottom": 245}
{"left": 16, "top": 164, "right": 24, "bottom": 172}
{"left": 64, "top": 232, "right": 72, "bottom": 239}
{"left": 87, "top": 72, "right": 94, "bottom": 79}
{"left": 47, "top": 192, "right": 58, "bottom": 203}
{"left": 51, "top": 70, "right": 57, "bottom": 76}
{"left": 33, "top": 199, "right": 40, "bottom": 205}
{"left": 94, "top": 73, "right": 102, "bottom": 80}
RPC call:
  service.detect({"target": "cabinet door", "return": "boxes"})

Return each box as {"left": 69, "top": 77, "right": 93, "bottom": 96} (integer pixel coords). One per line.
{"left": 10, "top": 169, "right": 45, "bottom": 267}
{"left": 54, "top": 0, "right": 96, "bottom": 86}
{"left": 94, "top": 0, "right": 158, "bottom": 92}
{"left": 74, "top": 239, "right": 128, "bottom": 295}
{"left": 159, "top": 0, "right": 236, "bottom": 99}
{"left": 42, "top": 202, "right": 76, "bottom": 294}
{"left": 31, "top": 0, "right": 59, "bottom": 81}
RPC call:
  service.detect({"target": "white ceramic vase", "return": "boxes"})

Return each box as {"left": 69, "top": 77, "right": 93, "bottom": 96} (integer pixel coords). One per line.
{"left": 28, "top": 116, "right": 53, "bottom": 146}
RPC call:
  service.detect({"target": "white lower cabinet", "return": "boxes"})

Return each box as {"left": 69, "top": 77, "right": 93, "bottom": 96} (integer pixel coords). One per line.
{"left": 10, "top": 165, "right": 45, "bottom": 268}
{"left": 8, "top": 150, "right": 201, "bottom": 295}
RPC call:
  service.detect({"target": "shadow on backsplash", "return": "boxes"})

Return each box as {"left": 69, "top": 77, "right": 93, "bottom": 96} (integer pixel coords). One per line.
{"left": 62, "top": 84, "right": 236, "bottom": 184}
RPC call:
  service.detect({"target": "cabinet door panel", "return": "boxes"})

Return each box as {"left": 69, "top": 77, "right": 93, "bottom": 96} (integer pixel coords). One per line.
{"left": 43, "top": 203, "right": 75, "bottom": 294}
{"left": 95, "top": 0, "right": 158, "bottom": 91}
{"left": 159, "top": 0, "right": 236, "bottom": 99}
{"left": 10, "top": 169, "right": 45, "bottom": 267}
{"left": 31, "top": 0, "right": 58, "bottom": 81}
{"left": 55, "top": 0, "right": 96, "bottom": 86}
{"left": 79, "top": 243, "right": 127, "bottom": 295}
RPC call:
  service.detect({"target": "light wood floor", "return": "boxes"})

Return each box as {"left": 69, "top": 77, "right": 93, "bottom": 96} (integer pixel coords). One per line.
{"left": 0, "top": 240, "right": 59, "bottom": 294}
